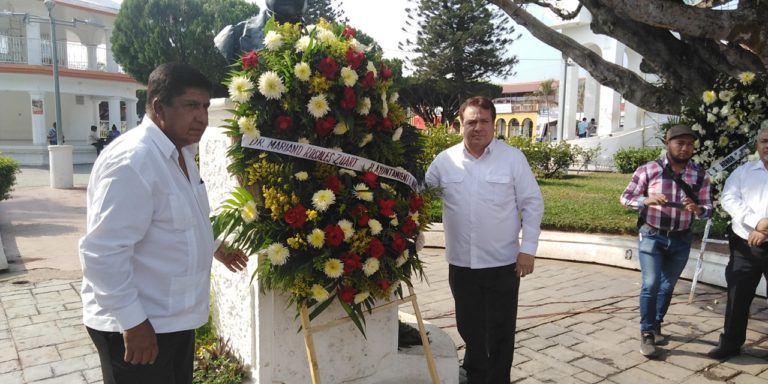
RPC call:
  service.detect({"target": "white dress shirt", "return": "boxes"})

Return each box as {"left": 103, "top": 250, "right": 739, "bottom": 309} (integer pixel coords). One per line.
{"left": 425, "top": 140, "right": 544, "bottom": 269}
{"left": 79, "top": 116, "right": 215, "bottom": 333}
{"left": 720, "top": 159, "right": 768, "bottom": 242}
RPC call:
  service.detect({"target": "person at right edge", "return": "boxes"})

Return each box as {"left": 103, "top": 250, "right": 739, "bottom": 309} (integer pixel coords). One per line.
{"left": 620, "top": 124, "right": 713, "bottom": 358}
{"left": 707, "top": 126, "right": 768, "bottom": 360}
{"left": 426, "top": 96, "right": 544, "bottom": 383}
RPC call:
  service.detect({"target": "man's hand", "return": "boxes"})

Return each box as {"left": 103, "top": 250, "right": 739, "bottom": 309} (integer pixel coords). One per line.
{"left": 516, "top": 253, "right": 535, "bottom": 278}
{"left": 747, "top": 230, "right": 768, "bottom": 247}
{"left": 644, "top": 194, "right": 668, "bottom": 206}
{"left": 123, "top": 319, "right": 158, "bottom": 365}
{"left": 682, "top": 197, "right": 703, "bottom": 215}
{"left": 755, "top": 218, "right": 768, "bottom": 234}
{"left": 214, "top": 244, "right": 248, "bottom": 272}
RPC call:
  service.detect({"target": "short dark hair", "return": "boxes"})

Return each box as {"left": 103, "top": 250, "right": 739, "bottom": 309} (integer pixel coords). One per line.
{"left": 146, "top": 63, "right": 211, "bottom": 115}
{"left": 458, "top": 96, "right": 496, "bottom": 122}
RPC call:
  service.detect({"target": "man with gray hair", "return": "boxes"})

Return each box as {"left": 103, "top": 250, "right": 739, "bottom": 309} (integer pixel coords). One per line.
{"left": 708, "top": 126, "right": 768, "bottom": 359}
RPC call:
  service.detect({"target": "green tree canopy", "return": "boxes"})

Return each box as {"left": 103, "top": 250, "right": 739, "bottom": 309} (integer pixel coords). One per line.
{"left": 111, "top": 0, "right": 260, "bottom": 96}
{"left": 304, "top": 0, "right": 347, "bottom": 24}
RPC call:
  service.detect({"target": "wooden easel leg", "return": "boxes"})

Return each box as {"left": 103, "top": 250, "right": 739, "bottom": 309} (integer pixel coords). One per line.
{"left": 407, "top": 284, "right": 441, "bottom": 384}
{"left": 300, "top": 304, "right": 322, "bottom": 384}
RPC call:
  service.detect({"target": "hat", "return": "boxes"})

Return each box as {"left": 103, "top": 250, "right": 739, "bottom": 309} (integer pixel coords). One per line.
{"left": 665, "top": 124, "right": 699, "bottom": 141}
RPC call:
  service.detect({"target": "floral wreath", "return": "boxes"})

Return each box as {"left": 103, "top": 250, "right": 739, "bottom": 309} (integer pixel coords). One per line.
{"left": 212, "top": 18, "right": 436, "bottom": 333}
{"left": 681, "top": 71, "right": 768, "bottom": 214}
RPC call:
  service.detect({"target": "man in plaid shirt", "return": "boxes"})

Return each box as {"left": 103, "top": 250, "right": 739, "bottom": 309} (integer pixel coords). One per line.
{"left": 621, "top": 124, "right": 713, "bottom": 358}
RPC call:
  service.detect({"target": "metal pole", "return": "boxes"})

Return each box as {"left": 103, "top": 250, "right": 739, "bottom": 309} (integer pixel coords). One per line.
{"left": 45, "top": 0, "right": 63, "bottom": 145}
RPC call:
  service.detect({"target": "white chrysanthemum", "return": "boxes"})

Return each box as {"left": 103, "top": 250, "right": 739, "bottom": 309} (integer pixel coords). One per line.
{"left": 338, "top": 219, "right": 354, "bottom": 240}
{"left": 298, "top": 137, "right": 310, "bottom": 144}
{"left": 312, "top": 189, "right": 336, "bottom": 212}
{"left": 294, "top": 171, "right": 308, "bottom": 181}
{"left": 359, "top": 133, "right": 373, "bottom": 147}
{"left": 339, "top": 169, "right": 356, "bottom": 176}
{"left": 389, "top": 92, "right": 399, "bottom": 103}
{"left": 718, "top": 136, "right": 729, "bottom": 147}
{"left": 323, "top": 258, "right": 343, "bottom": 278}
{"left": 333, "top": 121, "right": 348, "bottom": 135}
{"left": 349, "top": 38, "right": 366, "bottom": 53}
{"left": 357, "top": 97, "right": 371, "bottom": 116}
{"left": 294, "top": 36, "right": 311, "bottom": 52}
{"left": 340, "top": 66, "right": 359, "bottom": 87}
{"left": 368, "top": 219, "right": 383, "bottom": 235}
{"left": 738, "top": 71, "right": 755, "bottom": 85}
{"left": 762, "top": 120, "right": 768, "bottom": 130}
{"left": 392, "top": 127, "right": 403, "bottom": 141}
{"left": 228, "top": 76, "right": 254, "bottom": 103}
{"left": 266, "top": 242, "right": 289, "bottom": 265}
{"left": 702, "top": 90, "right": 716, "bottom": 105}
{"left": 316, "top": 28, "right": 336, "bottom": 44}
{"left": 719, "top": 105, "right": 731, "bottom": 117}
{"left": 241, "top": 200, "right": 258, "bottom": 223}
{"left": 362, "top": 257, "right": 379, "bottom": 276}
{"left": 257, "top": 71, "right": 286, "bottom": 100}
{"left": 367, "top": 61, "right": 377, "bottom": 78}
{"left": 706, "top": 113, "right": 717, "bottom": 123}
{"left": 294, "top": 62, "right": 311, "bottom": 82}
{"left": 238, "top": 116, "right": 260, "bottom": 138}
{"left": 726, "top": 115, "right": 739, "bottom": 129}
{"left": 311, "top": 284, "right": 330, "bottom": 302}
{"left": 308, "top": 94, "right": 330, "bottom": 118}
{"left": 692, "top": 123, "right": 703, "bottom": 133}
{"left": 354, "top": 183, "right": 374, "bottom": 202}
{"left": 263, "top": 30, "right": 284, "bottom": 51}
{"left": 395, "top": 250, "right": 409, "bottom": 267}
{"left": 354, "top": 291, "right": 370, "bottom": 304}
{"left": 390, "top": 216, "right": 399, "bottom": 226}
{"left": 381, "top": 91, "right": 389, "bottom": 117}
{"left": 409, "top": 211, "right": 420, "bottom": 224}
{"left": 719, "top": 90, "right": 734, "bottom": 102}
{"left": 307, "top": 229, "right": 325, "bottom": 249}
{"left": 331, "top": 146, "right": 343, "bottom": 152}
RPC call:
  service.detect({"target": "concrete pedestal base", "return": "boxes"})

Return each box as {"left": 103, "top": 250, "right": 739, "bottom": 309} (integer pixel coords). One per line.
{"left": 48, "top": 145, "right": 73, "bottom": 188}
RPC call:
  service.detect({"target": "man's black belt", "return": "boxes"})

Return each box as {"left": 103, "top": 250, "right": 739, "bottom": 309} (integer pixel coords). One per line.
{"left": 641, "top": 224, "right": 690, "bottom": 237}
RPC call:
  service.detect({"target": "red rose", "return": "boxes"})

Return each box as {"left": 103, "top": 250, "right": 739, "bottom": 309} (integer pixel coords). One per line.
{"left": 242, "top": 50, "right": 259, "bottom": 69}
{"left": 402, "top": 217, "right": 417, "bottom": 237}
{"left": 380, "top": 117, "right": 393, "bottom": 131}
{"left": 342, "top": 26, "right": 357, "bottom": 39}
{"left": 346, "top": 48, "right": 364, "bottom": 70}
{"left": 377, "top": 198, "right": 396, "bottom": 217}
{"left": 380, "top": 64, "right": 393, "bottom": 79}
{"left": 340, "top": 87, "right": 357, "bottom": 110}
{"left": 340, "top": 252, "right": 362, "bottom": 273}
{"left": 376, "top": 279, "right": 390, "bottom": 290}
{"left": 369, "top": 238, "right": 385, "bottom": 259}
{"left": 365, "top": 114, "right": 377, "bottom": 128}
{"left": 361, "top": 71, "right": 376, "bottom": 89}
{"left": 275, "top": 115, "right": 293, "bottom": 131}
{"left": 317, "top": 56, "right": 338, "bottom": 80}
{"left": 391, "top": 232, "right": 407, "bottom": 253}
{"left": 409, "top": 194, "right": 425, "bottom": 211}
{"left": 352, "top": 204, "right": 369, "bottom": 227}
{"left": 360, "top": 171, "right": 378, "bottom": 189}
{"left": 325, "top": 175, "right": 342, "bottom": 193}
{"left": 315, "top": 116, "right": 337, "bottom": 137}
{"left": 338, "top": 286, "right": 357, "bottom": 303}
{"left": 283, "top": 204, "right": 307, "bottom": 229}
{"left": 324, "top": 224, "right": 345, "bottom": 247}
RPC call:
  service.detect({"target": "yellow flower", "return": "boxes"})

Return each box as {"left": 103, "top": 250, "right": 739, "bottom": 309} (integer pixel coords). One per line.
{"left": 354, "top": 183, "right": 373, "bottom": 202}
{"left": 726, "top": 115, "right": 739, "bottom": 129}
{"left": 323, "top": 258, "right": 343, "bottom": 278}
{"left": 294, "top": 171, "right": 308, "bottom": 181}
{"left": 307, "top": 94, "right": 330, "bottom": 118}
{"left": 366, "top": 61, "right": 378, "bottom": 78}
{"left": 238, "top": 116, "right": 259, "bottom": 138}
{"left": 228, "top": 76, "right": 254, "bottom": 103}
{"left": 738, "top": 71, "right": 755, "bottom": 85}
{"left": 362, "top": 258, "right": 379, "bottom": 276}
{"left": 311, "top": 284, "right": 330, "bottom": 302}
{"left": 294, "top": 62, "right": 311, "bottom": 82}
{"left": 309, "top": 75, "right": 331, "bottom": 94}
{"left": 306, "top": 209, "right": 319, "bottom": 221}
{"left": 340, "top": 66, "right": 358, "bottom": 87}
{"left": 311, "top": 189, "right": 336, "bottom": 212}
{"left": 240, "top": 200, "right": 258, "bottom": 223}
{"left": 354, "top": 291, "right": 370, "bottom": 304}
{"left": 718, "top": 136, "right": 729, "bottom": 147}
{"left": 257, "top": 71, "right": 286, "bottom": 100}
{"left": 359, "top": 133, "right": 373, "bottom": 147}
{"left": 356, "top": 97, "right": 371, "bottom": 116}
{"left": 333, "top": 121, "right": 349, "bottom": 135}
{"left": 286, "top": 235, "right": 304, "bottom": 249}
{"left": 702, "top": 90, "right": 717, "bottom": 105}
{"left": 266, "top": 243, "right": 289, "bottom": 265}
{"left": 307, "top": 229, "right": 325, "bottom": 248}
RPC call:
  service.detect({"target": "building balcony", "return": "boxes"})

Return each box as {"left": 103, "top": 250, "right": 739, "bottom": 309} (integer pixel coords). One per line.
{"left": 0, "top": 35, "right": 120, "bottom": 73}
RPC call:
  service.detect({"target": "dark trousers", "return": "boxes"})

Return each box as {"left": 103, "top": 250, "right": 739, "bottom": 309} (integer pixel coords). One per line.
{"left": 449, "top": 263, "right": 520, "bottom": 384}
{"left": 722, "top": 232, "right": 768, "bottom": 348}
{"left": 87, "top": 327, "right": 195, "bottom": 384}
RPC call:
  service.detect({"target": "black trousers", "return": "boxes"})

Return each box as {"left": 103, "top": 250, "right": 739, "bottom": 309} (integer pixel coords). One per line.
{"left": 449, "top": 263, "right": 520, "bottom": 384}
{"left": 722, "top": 232, "right": 768, "bottom": 348}
{"left": 87, "top": 327, "right": 195, "bottom": 384}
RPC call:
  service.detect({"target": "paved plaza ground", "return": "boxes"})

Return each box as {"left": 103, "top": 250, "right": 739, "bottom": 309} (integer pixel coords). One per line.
{"left": 0, "top": 166, "right": 766, "bottom": 383}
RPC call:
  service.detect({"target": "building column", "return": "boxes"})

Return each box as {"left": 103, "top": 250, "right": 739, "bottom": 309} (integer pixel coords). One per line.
{"left": 26, "top": 22, "right": 42, "bottom": 65}
{"left": 105, "top": 29, "right": 118, "bottom": 72}
{"left": 108, "top": 97, "right": 121, "bottom": 132}
{"left": 125, "top": 100, "right": 138, "bottom": 129}
{"left": 597, "top": 40, "right": 624, "bottom": 136}
{"left": 622, "top": 49, "right": 644, "bottom": 131}
{"left": 30, "top": 92, "right": 47, "bottom": 145}
{"left": 583, "top": 75, "right": 600, "bottom": 123}
{"left": 558, "top": 56, "right": 579, "bottom": 141}
{"left": 86, "top": 44, "right": 98, "bottom": 70}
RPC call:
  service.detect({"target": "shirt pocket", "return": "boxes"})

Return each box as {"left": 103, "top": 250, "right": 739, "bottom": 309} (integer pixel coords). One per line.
{"left": 168, "top": 270, "right": 210, "bottom": 314}
{"left": 441, "top": 174, "right": 465, "bottom": 202}
{"left": 483, "top": 174, "right": 514, "bottom": 206}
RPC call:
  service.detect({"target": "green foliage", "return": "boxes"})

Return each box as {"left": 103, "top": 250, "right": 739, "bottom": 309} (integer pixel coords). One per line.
{"left": 573, "top": 145, "right": 602, "bottom": 173}
{"left": 398, "top": 78, "right": 502, "bottom": 128}
{"left": 304, "top": 0, "right": 347, "bottom": 24}
{"left": 193, "top": 313, "right": 246, "bottom": 384}
{"left": 112, "top": 0, "right": 260, "bottom": 95}
{"left": 0, "top": 153, "right": 20, "bottom": 201}
{"left": 418, "top": 124, "right": 463, "bottom": 171}
{"left": 613, "top": 147, "right": 662, "bottom": 173}
{"left": 506, "top": 137, "right": 576, "bottom": 179}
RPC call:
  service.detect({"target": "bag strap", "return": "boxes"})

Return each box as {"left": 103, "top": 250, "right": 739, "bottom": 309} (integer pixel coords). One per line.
{"left": 657, "top": 159, "right": 700, "bottom": 205}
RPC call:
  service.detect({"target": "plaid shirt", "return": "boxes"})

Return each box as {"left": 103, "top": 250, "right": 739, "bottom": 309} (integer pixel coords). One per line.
{"left": 620, "top": 156, "right": 713, "bottom": 231}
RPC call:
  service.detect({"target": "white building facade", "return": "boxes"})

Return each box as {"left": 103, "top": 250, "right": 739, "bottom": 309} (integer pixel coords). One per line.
{"left": 0, "top": 0, "right": 143, "bottom": 165}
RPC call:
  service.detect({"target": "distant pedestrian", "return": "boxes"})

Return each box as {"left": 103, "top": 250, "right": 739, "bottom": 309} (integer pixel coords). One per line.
{"left": 107, "top": 124, "right": 121, "bottom": 145}
{"left": 588, "top": 118, "right": 597, "bottom": 136}
{"left": 577, "top": 118, "right": 588, "bottom": 138}
{"left": 620, "top": 124, "right": 712, "bottom": 358}
{"left": 87, "top": 125, "right": 104, "bottom": 156}
{"left": 47, "top": 122, "right": 57, "bottom": 145}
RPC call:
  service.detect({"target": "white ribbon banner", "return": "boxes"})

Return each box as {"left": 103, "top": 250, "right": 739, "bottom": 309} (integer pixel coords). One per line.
{"left": 241, "top": 135, "right": 420, "bottom": 191}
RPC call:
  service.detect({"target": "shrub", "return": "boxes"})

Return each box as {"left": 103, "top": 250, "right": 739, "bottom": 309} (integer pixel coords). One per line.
{"left": 0, "top": 153, "right": 20, "bottom": 201}
{"left": 613, "top": 147, "right": 662, "bottom": 173}
{"left": 507, "top": 137, "right": 576, "bottom": 179}
{"left": 194, "top": 313, "right": 246, "bottom": 384}
{"left": 573, "top": 145, "right": 602, "bottom": 173}
{"left": 419, "top": 123, "right": 463, "bottom": 169}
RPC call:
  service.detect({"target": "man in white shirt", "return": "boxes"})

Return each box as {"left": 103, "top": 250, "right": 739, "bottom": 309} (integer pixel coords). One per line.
{"left": 708, "top": 126, "right": 768, "bottom": 360}
{"left": 425, "top": 96, "right": 544, "bottom": 384}
{"left": 79, "top": 63, "right": 248, "bottom": 383}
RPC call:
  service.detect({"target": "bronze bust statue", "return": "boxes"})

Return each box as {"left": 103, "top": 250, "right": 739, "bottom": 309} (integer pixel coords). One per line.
{"left": 214, "top": 0, "right": 308, "bottom": 62}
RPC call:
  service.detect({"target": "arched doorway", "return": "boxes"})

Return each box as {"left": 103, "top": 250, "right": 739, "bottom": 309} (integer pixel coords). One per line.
{"left": 509, "top": 119, "right": 520, "bottom": 136}
{"left": 522, "top": 118, "right": 533, "bottom": 138}
{"left": 495, "top": 119, "right": 506, "bottom": 138}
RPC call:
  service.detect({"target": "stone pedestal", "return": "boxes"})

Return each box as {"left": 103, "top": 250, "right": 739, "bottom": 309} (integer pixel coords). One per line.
{"left": 48, "top": 145, "right": 73, "bottom": 188}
